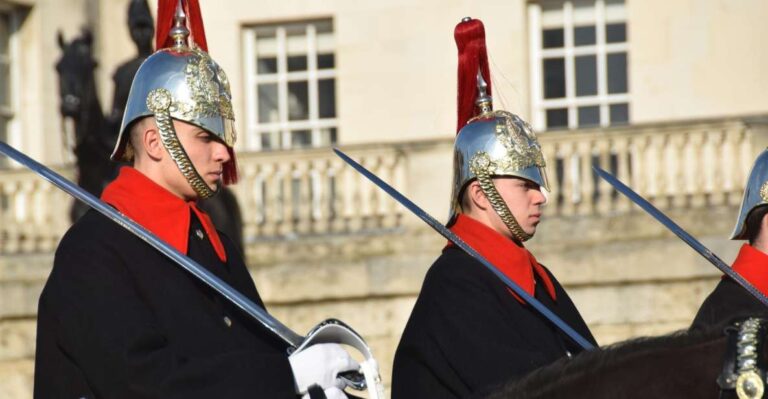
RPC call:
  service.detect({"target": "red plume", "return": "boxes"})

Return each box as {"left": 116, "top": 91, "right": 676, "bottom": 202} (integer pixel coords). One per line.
{"left": 155, "top": 0, "right": 208, "bottom": 51}
{"left": 454, "top": 18, "right": 492, "bottom": 134}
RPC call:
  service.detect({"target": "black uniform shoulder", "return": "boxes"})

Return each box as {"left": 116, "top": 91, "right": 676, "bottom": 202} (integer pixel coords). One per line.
{"left": 692, "top": 278, "right": 768, "bottom": 330}
{"left": 426, "top": 247, "right": 494, "bottom": 283}
{"left": 57, "top": 208, "right": 137, "bottom": 254}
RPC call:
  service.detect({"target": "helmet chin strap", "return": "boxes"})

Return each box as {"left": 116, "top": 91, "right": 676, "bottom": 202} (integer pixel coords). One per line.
{"left": 474, "top": 169, "right": 533, "bottom": 243}
{"left": 148, "top": 88, "right": 216, "bottom": 199}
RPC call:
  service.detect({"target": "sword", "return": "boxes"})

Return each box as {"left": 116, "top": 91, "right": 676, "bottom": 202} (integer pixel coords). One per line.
{"left": 0, "top": 141, "right": 383, "bottom": 396}
{"left": 334, "top": 148, "right": 596, "bottom": 351}
{"left": 593, "top": 166, "right": 768, "bottom": 308}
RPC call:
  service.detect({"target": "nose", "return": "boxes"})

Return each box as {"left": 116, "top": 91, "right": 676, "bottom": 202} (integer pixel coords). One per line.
{"left": 212, "top": 141, "right": 231, "bottom": 163}
{"left": 533, "top": 188, "right": 547, "bottom": 206}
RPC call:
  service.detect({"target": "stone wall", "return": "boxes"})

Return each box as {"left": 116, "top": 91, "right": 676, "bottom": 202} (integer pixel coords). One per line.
{"left": 0, "top": 204, "right": 739, "bottom": 397}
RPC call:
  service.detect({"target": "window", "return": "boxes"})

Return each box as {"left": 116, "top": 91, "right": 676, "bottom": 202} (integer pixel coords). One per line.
{"left": 529, "top": 0, "right": 629, "bottom": 130}
{"left": 243, "top": 19, "right": 337, "bottom": 151}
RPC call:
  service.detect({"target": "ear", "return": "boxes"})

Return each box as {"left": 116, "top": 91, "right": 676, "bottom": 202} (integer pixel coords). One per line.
{"left": 466, "top": 181, "right": 490, "bottom": 212}
{"left": 140, "top": 121, "right": 165, "bottom": 161}
{"left": 57, "top": 30, "right": 65, "bottom": 49}
{"left": 81, "top": 28, "right": 93, "bottom": 46}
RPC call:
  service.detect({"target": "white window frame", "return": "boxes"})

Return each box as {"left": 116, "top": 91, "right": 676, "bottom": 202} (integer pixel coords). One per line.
{"left": 242, "top": 19, "right": 337, "bottom": 151}
{"left": 0, "top": 3, "right": 19, "bottom": 167}
{"left": 528, "top": 0, "right": 629, "bottom": 131}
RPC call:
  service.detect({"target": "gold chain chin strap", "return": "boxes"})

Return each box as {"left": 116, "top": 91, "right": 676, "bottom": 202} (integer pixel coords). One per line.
{"left": 147, "top": 88, "right": 216, "bottom": 199}
{"left": 475, "top": 169, "right": 533, "bottom": 242}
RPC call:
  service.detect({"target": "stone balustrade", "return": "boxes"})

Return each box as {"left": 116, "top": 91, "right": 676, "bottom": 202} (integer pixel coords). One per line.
{"left": 1, "top": 116, "right": 767, "bottom": 254}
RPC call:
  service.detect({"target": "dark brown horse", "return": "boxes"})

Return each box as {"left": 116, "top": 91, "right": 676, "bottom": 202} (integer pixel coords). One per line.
{"left": 480, "top": 320, "right": 767, "bottom": 399}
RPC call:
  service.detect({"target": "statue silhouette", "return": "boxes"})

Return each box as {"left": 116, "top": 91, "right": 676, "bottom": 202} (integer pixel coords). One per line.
{"left": 55, "top": 29, "right": 117, "bottom": 223}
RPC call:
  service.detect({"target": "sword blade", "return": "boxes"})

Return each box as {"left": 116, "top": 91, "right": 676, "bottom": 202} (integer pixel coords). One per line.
{"left": 0, "top": 140, "right": 304, "bottom": 347}
{"left": 593, "top": 166, "right": 768, "bottom": 308}
{"left": 334, "top": 148, "right": 595, "bottom": 350}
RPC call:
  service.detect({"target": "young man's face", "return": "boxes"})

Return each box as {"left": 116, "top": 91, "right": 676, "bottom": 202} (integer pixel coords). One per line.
{"left": 487, "top": 176, "right": 547, "bottom": 239}
{"left": 164, "top": 120, "right": 231, "bottom": 200}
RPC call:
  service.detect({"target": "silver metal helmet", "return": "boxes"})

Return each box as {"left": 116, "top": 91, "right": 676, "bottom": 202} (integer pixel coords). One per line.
{"left": 448, "top": 73, "right": 549, "bottom": 242}
{"left": 111, "top": 2, "right": 236, "bottom": 199}
{"left": 731, "top": 149, "right": 768, "bottom": 240}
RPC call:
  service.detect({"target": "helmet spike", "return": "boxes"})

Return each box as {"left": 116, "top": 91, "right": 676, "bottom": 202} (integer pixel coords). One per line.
{"left": 475, "top": 71, "right": 492, "bottom": 115}
{"left": 169, "top": 0, "right": 189, "bottom": 49}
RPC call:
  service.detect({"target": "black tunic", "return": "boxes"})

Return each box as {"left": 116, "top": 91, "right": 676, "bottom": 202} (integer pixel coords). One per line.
{"left": 392, "top": 247, "right": 596, "bottom": 398}
{"left": 691, "top": 278, "right": 768, "bottom": 331}
{"left": 34, "top": 209, "right": 297, "bottom": 398}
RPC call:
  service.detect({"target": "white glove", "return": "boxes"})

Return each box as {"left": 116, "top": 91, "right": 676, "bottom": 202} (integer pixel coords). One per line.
{"left": 301, "top": 387, "right": 347, "bottom": 399}
{"left": 289, "top": 343, "right": 360, "bottom": 394}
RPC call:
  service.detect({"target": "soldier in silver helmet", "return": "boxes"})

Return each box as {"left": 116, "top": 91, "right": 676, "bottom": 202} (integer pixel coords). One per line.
{"left": 391, "top": 17, "right": 596, "bottom": 398}
{"left": 34, "top": 2, "right": 356, "bottom": 398}
{"left": 691, "top": 149, "right": 768, "bottom": 330}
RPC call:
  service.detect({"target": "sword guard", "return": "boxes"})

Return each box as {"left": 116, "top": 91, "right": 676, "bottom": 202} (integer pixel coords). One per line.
{"left": 293, "top": 319, "right": 385, "bottom": 399}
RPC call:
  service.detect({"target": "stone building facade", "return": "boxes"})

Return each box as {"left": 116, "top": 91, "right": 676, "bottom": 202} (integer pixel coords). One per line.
{"left": 1, "top": 0, "right": 768, "bottom": 397}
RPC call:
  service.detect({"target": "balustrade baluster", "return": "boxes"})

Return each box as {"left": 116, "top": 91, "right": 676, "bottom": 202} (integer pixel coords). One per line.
{"left": 614, "top": 136, "right": 631, "bottom": 212}
{"left": 668, "top": 133, "right": 686, "bottom": 209}
{"left": 313, "top": 158, "right": 332, "bottom": 234}
{"left": 596, "top": 139, "right": 612, "bottom": 215}
{"left": 689, "top": 132, "right": 707, "bottom": 208}
{"left": 709, "top": 130, "right": 727, "bottom": 206}
{"left": 541, "top": 143, "right": 560, "bottom": 217}
{"left": 577, "top": 140, "right": 594, "bottom": 215}
{"left": 295, "top": 160, "right": 312, "bottom": 235}
{"left": 560, "top": 141, "right": 576, "bottom": 217}
{"left": 262, "top": 163, "right": 279, "bottom": 237}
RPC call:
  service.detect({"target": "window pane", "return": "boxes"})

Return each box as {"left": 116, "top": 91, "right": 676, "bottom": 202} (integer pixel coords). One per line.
{"left": 317, "top": 53, "right": 335, "bottom": 69}
{"left": 575, "top": 55, "right": 597, "bottom": 96}
{"left": 606, "top": 23, "right": 627, "bottom": 43}
{"left": 542, "top": 28, "right": 564, "bottom": 49}
{"left": 0, "top": 62, "right": 9, "bottom": 107}
{"left": 0, "top": 14, "right": 9, "bottom": 55}
{"left": 607, "top": 52, "right": 628, "bottom": 93}
{"left": 578, "top": 106, "right": 600, "bottom": 127}
{"left": 320, "top": 127, "right": 337, "bottom": 145}
{"left": 288, "top": 81, "right": 309, "bottom": 121}
{"left": 543, "top": 58, "right": 566, "bottom": 99}
{"left": 318, "top": 78, "right": 336, "bottom": 118}
{"left": 291, "top": 130, "right": 312, "bottom": 148}
{"left": 260, "top": 131, "right": 279, "bottom": 150}
{"left": 574, "top": 25, "right": 596, "bottom": 46}
{"left": 257, "top": 83, "right": 278, "bottom": 123}
{"left": 546, "top": 108, "right": 568, "bottom": 129}
{"left": 610, "top": 103, "right": 629, "bottom": 125}
{"left": 287, "top": 55, "right": 307, "bottom": 72}
{"left": 257, "top": 57, "right": 277, "bottom": 74}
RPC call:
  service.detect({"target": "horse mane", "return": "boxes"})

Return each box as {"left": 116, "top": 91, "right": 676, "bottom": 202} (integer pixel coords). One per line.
{"left": 481, "top": 326, "right": 725, "bottom": 399}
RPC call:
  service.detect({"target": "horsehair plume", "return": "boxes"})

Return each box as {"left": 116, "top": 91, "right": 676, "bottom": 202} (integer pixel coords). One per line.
{"left": 454, "top": 17, "right": 492, "bottom": 134}
{"left": 155, "top": 0, "right": 208, "bottom": 52}
{"left": 223, "top": 149, "right": 238, "bottom": 185}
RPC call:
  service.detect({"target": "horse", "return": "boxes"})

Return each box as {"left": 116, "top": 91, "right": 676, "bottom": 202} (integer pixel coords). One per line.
{"left": 481, "top": 319, "right": 768, "bottom": 399}
{"left": 55, "top": 29, "right": 118, "bottom": 223}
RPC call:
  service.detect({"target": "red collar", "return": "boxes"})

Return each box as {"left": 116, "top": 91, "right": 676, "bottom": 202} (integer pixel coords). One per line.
{"left": 101, "top": 167, "right": 227, "bottom": 263}
{"left": 731, "top": 244, "right": 768, "bottom": 296}
{"left": 447, "top": 214, "right": 556, "bottom": 303}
